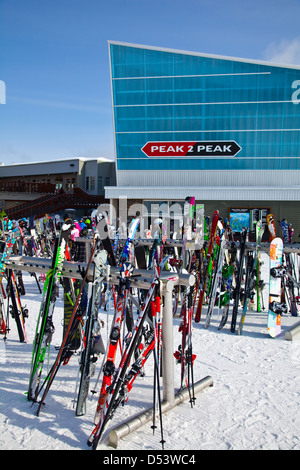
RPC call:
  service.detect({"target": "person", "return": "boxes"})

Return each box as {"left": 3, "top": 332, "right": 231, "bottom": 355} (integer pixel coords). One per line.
{"left": 85, "top": 218, "right": 91, "bottom": 229}
{"left": 80, "top": 226, "right": 88, "bottom": 237}
{"left": 74, "top": 221, "right": 81, "bottom": 233}
{"left": 71, "top": 224, "right": 80, "bottom": 241}
{"left": 78, "top": 218, "right": 86, "bottom": 231}
{"left": 3, "top": 217, "right": 12, "bottom": 230}
{"left": 54, "top": 213, "right": 61, "bottom": 229}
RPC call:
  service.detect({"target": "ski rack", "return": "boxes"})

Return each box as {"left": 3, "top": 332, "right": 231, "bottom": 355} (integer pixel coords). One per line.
{"left": 5, "top": 251, "right": 214, "bottom": 447}
{"left": 132, "top": 238, "right": 300, "bottom": 254}
{"left": 5, "top": 238, "right": 300, "bottom": 446}
{"left": 243, "top": 242, "right": 300, "bottom": 254}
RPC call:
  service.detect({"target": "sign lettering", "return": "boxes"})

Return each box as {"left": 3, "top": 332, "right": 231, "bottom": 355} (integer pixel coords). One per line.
{"left": 292, "top": 80, "right": 300, "bottom": 104}
{"left": 142, "top": 141, "right": 242, "bottom": 157}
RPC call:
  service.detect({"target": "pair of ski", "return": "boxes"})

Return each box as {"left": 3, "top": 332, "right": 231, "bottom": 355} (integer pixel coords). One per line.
{"left": 173, "top": 197, "right": 195, "bottom": 315}
{"left": 6, "top": 269, "right": 28, "bottom": 343}
{"left": 224, "top": 221, "right": 263, "bottom": 335}
{"left": 219, "top": 220, "right": 288, "bottom": 338}
{"left": 194, "top": 210, "right": 219, "bottom": 323}
{"left": 92, "top": 260, "right": 137, "bottom": 424}
{"left": 32, "top": 235, "right": 107, "bottom": 415}
{"left": 237, "top": 221, "right": 265, "bottom": 335}
{"left": 204, "top": 219, "right": 230, "bottom": 329}
{"left": 88, "top": 264, "right": 165, "bottom": 450}
{"left": 217, "top": 241, "right": 237, "bottom": 330}
{"left": 103, "top": 288, "right": 165, "bottom": 447}
{"left": 174, "top": 285, "right": 196, "bottom": 406}
{"left": 0, "top": 228, "right": 28, "bottom": 342}
{"left": 70, "top": 244, "right": 107, "bottom": 416}
{"left": 28, "top": 222, "right": 72, "bottom": 403}
{"left": 32, "top": 211, "right": 103, "bottom": 405}
{"left": 95, "top": 212, "right": 140, "bottom": 268}
{"left": 34, "top": 209, "right": 133, "bottom": 414}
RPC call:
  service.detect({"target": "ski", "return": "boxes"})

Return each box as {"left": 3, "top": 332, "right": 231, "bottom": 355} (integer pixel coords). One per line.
{"left": 150, "top": 291, "right": 165, "bottom": 448}
{"left": 256, "top": 251, "right": 264, "bottom": 312}
{"left": 119, "top": 218, "right": 140, "bottom": 265}
{"left": 230, "top": 227, "right": 247, "bottom": 333}
{"left": 93, "top": 210, "right": 117, "bottom": 267}
{"left": 218, "top": 242, "right": 237, "bottom": 330}
{"left": 135, "top": 244, "right": 147, "bottom": 269}
{"left": 0, "top": 279, "right": 7, "bottom": 337}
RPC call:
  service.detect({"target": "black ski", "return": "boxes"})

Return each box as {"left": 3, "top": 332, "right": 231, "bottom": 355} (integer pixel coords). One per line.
{"left": 230, "top": 227, "right": 247, "bottom": 333}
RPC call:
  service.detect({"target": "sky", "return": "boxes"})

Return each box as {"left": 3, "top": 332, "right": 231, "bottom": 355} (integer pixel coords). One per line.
{"left": 1, "top": 0, "right": 300, "bottom": 165}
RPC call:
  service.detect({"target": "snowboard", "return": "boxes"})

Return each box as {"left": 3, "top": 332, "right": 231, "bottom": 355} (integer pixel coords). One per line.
{"left": 267, "top": 238, "right": 284, "bottom": 338}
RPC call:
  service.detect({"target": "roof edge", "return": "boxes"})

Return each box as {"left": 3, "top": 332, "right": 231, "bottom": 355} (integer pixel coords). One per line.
{"left": 0, "top": 156, "right": 115, "bottom": 168}
{"left": 107, "top": 40, "right": 300, "bottom": 71}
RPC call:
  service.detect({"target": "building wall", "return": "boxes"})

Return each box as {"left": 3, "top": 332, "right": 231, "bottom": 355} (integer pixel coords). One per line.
{"left": 0, "top": 158, "right": 116, "bottom": 212}
{"left": 106, "top": 42, "right": 300, "bottom": 237}
{"left": 116, "top": 168, "right": 299, "bottom": 188}
{"left": 80, "top": 160, "right": 116, "bottom": 195}
{"left": 0, "top": 158, "right": 116, "bottom": 194}
{"left": 109, "top": 41, "right": 300, "bottom": 185}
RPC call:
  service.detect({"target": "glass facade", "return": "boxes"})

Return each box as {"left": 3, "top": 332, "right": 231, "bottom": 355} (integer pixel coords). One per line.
{"left": 109, "top": 42, "right": 300, "bottom": 172}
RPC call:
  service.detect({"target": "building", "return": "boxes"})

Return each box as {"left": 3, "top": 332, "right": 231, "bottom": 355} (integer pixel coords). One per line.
{"left": 0, "top": 157, "right": 116, "bottom": 218}
{"left": 105, "top": 41, "right": 300, "bottom": 239}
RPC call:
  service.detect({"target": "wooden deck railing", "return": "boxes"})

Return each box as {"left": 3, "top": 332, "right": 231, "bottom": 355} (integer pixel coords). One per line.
{"left": 6, "top": 188, "right": 107, "bottom": 220}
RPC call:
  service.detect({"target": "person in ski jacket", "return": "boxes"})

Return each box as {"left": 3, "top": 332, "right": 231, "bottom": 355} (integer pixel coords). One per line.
{"left": 74, "top": 221, "right": 81, "bottom": 233}
{"left": 85, "top": 218, "right": 92, "bottom": 229}
{"left": 71, "top": 225, "right": 80, "bottom": 241}
{"left": 78, "top": 218, "right": 86, "bottom": 231}
{"left": 80, "top": 226, "right": 88, "bottom": 237}
{"left": 3, "top": 218, "right": 12, "bottom": 230}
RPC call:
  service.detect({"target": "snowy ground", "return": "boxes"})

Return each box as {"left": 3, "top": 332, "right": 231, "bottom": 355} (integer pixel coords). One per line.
{"left": 0, "top": 253, "right": 299, "bottom": 451}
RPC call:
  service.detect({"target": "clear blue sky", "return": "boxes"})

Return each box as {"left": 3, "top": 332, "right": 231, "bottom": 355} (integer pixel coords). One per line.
{"left": 1, "top": 0, "right": 300, "bottom": 165}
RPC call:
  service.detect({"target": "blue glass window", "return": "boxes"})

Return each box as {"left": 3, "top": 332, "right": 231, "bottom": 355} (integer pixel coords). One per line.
{"left": 110, "top": 43, "right": 300, "bottom": 171}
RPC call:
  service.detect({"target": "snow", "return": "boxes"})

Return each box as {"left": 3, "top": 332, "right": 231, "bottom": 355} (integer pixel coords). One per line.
{"left": 0, "top": 253, "right": 300, "bottom": 451}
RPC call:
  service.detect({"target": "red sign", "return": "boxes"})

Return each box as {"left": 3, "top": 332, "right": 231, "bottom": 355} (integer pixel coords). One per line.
{"left": 141, "top": 141, "right": 241, "bottom": 157}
